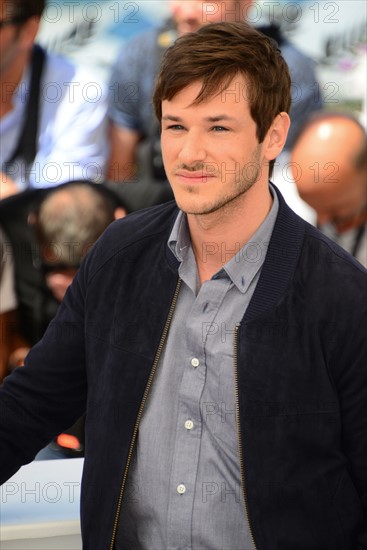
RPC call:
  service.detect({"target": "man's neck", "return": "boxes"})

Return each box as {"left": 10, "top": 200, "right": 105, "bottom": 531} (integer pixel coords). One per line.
{"left": 187, "top": 183, "right": 273, "bottom": 284}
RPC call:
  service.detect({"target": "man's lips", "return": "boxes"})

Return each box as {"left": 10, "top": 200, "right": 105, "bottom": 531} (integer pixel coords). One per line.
{"left": 175, "top": 170, "right": 216, "bottom": 182}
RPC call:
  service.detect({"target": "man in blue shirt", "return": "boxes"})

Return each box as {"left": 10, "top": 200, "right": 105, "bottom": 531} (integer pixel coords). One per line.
{"left": 0, "top": 0, "right": 108, "bottom": 198}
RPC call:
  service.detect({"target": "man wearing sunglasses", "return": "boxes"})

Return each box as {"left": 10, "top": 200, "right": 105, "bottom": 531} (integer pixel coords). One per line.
{"left": 0, "top": 0, "right": 109, "bottom": 198}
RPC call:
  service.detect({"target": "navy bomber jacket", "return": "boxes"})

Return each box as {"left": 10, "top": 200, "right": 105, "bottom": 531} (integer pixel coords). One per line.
{"left": 0, "top": 186, "right": 366, "bottom": 550}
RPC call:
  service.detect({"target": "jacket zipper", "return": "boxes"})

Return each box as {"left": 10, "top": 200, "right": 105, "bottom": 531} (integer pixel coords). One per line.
{"left": 109, "top": 277, "right": 182, "bottom": 550}
{"left": 234, "top": 325, "right": 258, "bottom": 550}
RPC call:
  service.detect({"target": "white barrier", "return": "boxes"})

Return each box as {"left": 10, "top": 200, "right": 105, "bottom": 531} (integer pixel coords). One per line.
{"left": 0, "top": 458, "right": 83, "bottom": 550}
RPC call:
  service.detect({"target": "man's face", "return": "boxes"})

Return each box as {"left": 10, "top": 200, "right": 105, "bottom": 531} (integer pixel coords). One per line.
{"left": 161, "top": 75, "right": 268, "bottom": 217}
{"left": 0, "top": 1, "right": 39, "bottom": 81}
{"left": 0, "top": 1, "right": 21, "bottom": 77}
{"left": 40, "top": 239, "right": 79, "bottom": 303}
{"left": 297, "top": 166, "right": 367, "bottom": 233}
{"left": 169, "top": 0, "right": 246, "bottom": 35}
{"left": 292, "top": 118, "right": 367, "bottom": 233}
{"left": 44, "top": 268, "right": 78, "bottom": 303}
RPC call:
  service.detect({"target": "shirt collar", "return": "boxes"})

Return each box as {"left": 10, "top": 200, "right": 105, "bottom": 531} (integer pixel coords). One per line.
{"left": 223, "top": 185, "right": 279, "bottom": 292}
{"left": 169, "top": 211, "right": 191, "bottom": 263}
{"left": 168, "top": 184, "right": 279, "bottom": 293}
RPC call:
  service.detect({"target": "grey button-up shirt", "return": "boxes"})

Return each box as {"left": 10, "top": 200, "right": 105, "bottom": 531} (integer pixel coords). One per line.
{"left": 116, "top": 188, "right": 279, "bottom": 550}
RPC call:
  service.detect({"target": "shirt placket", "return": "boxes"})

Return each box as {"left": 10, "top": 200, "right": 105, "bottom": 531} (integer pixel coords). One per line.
{"left": 166, "top": 278, "right": 230, "bottom": 549}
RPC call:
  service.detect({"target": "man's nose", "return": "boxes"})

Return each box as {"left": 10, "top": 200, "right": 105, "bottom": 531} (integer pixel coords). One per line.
{"left": 178, "top": 131, "right": 207, "bottom": 165}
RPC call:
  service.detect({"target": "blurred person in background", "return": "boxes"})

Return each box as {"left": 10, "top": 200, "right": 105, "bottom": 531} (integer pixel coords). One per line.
{"left": 0, "top": 228, "right": 27, "bottom": 381}
{"left": 0, "top": 0, "right": 109, "bottom": 199}
{"left": 0, "top": 0, "right": 110, "bottom": 354}
{"left": 33, "top": 182, "right": 126, "bottom": 303}
{"left": 0, "top": 229, "right": 17, "bottom": 379}
{"left": 291, "top": 112, "right": 367, "bottom": 267}
{"left": 4, "top": 181, "right": 126, "bottom": 368}
{"left": 107, "top": 0, "right": 323, "bottom": 194}
{"left": 7, "top": 181, "right": 126, "bottom": 458}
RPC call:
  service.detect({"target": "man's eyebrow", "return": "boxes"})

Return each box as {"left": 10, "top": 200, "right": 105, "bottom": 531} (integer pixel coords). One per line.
{"left": 162, "top": 115, "right": 182, "bottom": 122}
{"left": 161, "top": 114, "right": 237, "bottom": 122}
{"left": 205, "top": 115, "right": 237, "bottom": 122}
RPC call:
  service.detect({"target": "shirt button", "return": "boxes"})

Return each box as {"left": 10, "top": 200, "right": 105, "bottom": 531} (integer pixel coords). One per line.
{"left": 177, "top": 484, "right": 186, "bottom": 494}
{"left": 191, "top": 358, "right": 199, "bottom": 367}
{"left": 184, "top": 420, "right": 194, "bottom": 430}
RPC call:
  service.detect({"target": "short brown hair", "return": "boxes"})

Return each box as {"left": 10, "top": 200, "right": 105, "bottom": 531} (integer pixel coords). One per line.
{"left": 153, "top": 21, "right": 291, "bottom": 146}
{"left": 3, "top": 0, "right": 45, "bottom": 19}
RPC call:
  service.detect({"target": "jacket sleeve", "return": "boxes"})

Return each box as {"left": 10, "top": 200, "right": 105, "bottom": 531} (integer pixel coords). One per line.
{"left": 0, "top": 255, "right": 90, "bottom": 484}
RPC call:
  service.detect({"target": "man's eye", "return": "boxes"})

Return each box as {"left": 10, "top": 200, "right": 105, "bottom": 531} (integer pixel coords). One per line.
{"left": 211, "top": 126, "right": 229, "bottom": 132}
{"left": 166, "top": 124, "right": 184, "bottom": 131}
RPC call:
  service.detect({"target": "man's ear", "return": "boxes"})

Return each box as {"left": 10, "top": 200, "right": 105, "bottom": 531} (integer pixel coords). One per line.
{"left": 263, "top": 112, "right": 291, "bottom": 161}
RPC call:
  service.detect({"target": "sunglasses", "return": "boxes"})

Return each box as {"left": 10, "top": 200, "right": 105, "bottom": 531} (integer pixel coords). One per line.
{"left": 42, "top": 262, "right": 81, "bottom": 275}
{"left": 0, "top": 15, "right": 30, "bottom": 29}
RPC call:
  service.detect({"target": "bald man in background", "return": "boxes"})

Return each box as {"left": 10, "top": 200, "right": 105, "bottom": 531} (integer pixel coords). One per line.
{"left": 291, "top": 113, "right": 367, "bottom": 267}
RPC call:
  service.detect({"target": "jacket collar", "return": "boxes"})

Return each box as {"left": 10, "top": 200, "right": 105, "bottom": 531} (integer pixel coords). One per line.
{"left": 165, "top": 184, "right": 306, "bottom": 320}
{"left": 244, "top": 184, "right": 305, "bottom": 322}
